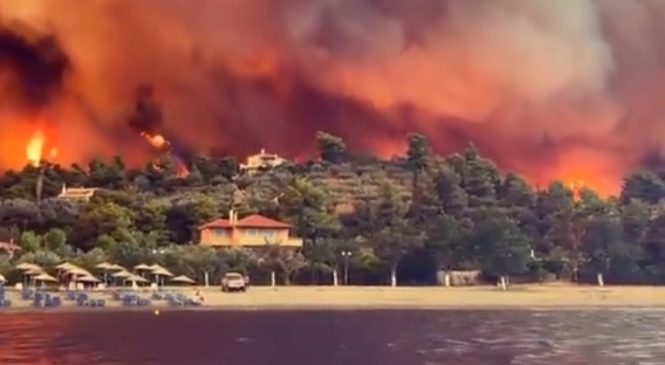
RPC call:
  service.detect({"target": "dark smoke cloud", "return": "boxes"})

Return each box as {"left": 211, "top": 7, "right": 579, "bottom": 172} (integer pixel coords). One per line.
{"left": 0, "top": 21, "right": 70, "bottom": 108}
{"left": 128, "top": 84, "right": 162, "bottom": 136}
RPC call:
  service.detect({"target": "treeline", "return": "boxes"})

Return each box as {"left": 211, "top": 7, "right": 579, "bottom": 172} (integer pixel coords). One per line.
{"left": 0, "top": 131, "right": 664, "bottom": 286}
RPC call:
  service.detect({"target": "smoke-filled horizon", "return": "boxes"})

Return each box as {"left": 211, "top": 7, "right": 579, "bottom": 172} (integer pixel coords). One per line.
{"left": 0, "top": 0, "right": 664, "bottom": 195}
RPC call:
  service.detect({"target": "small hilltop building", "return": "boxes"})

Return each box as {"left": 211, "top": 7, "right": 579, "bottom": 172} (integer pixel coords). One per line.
{"left": 57, "top": 184, "right": 98, "bottom": 202}
{"left": 240, "top": 149, "right": 287, "bottom": 173}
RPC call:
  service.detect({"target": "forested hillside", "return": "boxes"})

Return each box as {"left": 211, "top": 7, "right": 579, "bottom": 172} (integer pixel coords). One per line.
{"left": 0, "top": 132, "right": 662, "bottom": 286}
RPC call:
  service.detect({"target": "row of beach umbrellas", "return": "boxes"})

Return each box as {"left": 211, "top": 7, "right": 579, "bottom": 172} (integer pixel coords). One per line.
{"left": 10, "top": 261, "right": 196, "bottom": 286}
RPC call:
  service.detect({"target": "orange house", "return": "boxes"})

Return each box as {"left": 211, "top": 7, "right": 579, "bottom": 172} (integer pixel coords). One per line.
{"left": 199, "top": 211, "right": 303, "bottom": 248}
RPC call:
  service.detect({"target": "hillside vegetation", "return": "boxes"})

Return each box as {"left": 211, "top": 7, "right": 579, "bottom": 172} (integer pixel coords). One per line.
{"left": 0, "top": 132, "right": 663, "bottom": 287}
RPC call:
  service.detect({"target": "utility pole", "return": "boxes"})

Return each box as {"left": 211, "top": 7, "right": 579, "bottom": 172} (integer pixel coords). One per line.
{"left": 341, "top": 251, "right": 352, "bottom": 285}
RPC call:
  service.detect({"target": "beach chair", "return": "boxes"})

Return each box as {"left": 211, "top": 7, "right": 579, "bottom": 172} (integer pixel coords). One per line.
{"left": 122, "top": 296, "right": 137, "bottom": 307}
{"left": 76, "top": 297, "right": 88, "bottom": 307}
{"left": 184, "top": 297, "right": 201, "bottom": 307}
{"left": 34, "top": 292, "right": 45, "bottom": 302}
{"left": 44, "top": 296, "right": 60, "bottom": 308}
{"left": 21, "top": 289, "right": 34, "bottom": 300}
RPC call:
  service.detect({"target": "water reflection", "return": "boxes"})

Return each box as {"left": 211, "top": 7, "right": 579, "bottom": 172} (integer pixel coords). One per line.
{"left": 0, "top": 310, "right": 662, "bottom": 364}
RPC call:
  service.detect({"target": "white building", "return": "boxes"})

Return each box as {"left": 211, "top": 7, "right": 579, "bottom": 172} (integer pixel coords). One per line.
{"left": 240, "top": 149, "right": 287, "bottom": 173}
{"left": 58, "top": 184, "right": 98, "bottom": 202}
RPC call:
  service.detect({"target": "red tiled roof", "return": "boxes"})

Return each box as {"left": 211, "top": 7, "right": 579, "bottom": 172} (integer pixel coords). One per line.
{"left": 237, "top": 214, "right": 292, "bottom": 228}
{"left": 199, "top": 219, "right": 232, "bottom": 229}
{"left": 199, "top": 214, "right": 291, "bottom": 230}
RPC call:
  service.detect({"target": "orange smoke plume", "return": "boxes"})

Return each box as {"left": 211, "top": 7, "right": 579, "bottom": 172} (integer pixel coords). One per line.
{"left": 0, "top": 1, "right": 664, "bottom": 196}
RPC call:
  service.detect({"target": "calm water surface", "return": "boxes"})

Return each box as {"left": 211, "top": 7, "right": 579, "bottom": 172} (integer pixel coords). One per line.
{"left": 0, "top": 309, "right": 663, "bottom": 365}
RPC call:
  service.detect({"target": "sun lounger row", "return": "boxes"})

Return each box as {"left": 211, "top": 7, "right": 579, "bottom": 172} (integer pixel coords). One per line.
{"left": 121, "top": 294, "right": 151, "bottom": 307}
{"left": 111, "top": 290, "right": 136, "bottom": 301}
{"left": 162, "top": 293, "right": 201, "bottom": 307}
{"left": 33, "top": 293, "right": 61, "bottom": 308}
{"left": 67, "top": 292, "right": 89, "bottom": 302}
{"left": 77, "top": 298, "right": 106, "bottom": 307}
{"left": 21, "top": 288, "right": 38, "bottom": 300}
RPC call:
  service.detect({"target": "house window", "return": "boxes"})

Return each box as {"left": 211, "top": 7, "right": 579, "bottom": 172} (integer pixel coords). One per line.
{"left": 213, "top": 229, "right": 229, "bottom": 238}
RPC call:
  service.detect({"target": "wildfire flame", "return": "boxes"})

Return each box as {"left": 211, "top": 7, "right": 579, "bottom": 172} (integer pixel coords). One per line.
{"left": 141, "top": 132, "right": 168, "bottom": 149}
{"left": 140, "top": 132, "right": 190, "bottom": 178}
{"left": 565, "top": 179, "right": 588, "bottom": 201}
{"left": 176, "top": 162, "right": 190, "bottom": 178}
{"left": 26, "top": 131, "right": 45, "bottom": 167}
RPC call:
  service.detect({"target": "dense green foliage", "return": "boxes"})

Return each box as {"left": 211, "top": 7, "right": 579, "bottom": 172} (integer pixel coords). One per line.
{"left": 1, "top": 132, "right": 664, "bottom": 286}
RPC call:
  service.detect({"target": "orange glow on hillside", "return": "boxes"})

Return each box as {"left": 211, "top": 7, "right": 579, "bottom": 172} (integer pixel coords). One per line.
{"left": 564, "top": 179, "right": 588, "bottom": 201}
{"left": 532, "top": 147, "right": 623, "bottom": 198}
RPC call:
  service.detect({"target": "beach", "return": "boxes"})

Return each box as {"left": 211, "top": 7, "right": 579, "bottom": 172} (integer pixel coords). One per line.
{"left": 3, "top": 284, "right": 665, "bottom": 311}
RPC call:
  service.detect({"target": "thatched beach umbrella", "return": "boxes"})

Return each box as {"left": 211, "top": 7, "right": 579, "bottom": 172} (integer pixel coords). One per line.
{"left": 33, "top": 273, "right": 58, "bottom": 287}
{"left": 64, "top": 267, "right": 93, "bottom": 289}
{"left": 19, "top": 266, "right": 45, "bottom": 287}
{"left": 95, "top": 262, "right": 112, "bottom": 270}
{"left": 16, "top": 263, "right": 42, "bottom": 272}
{"left": 24, "top": 268, "right": 45, "bottom": 276}
{"left": 110, "top": 270, "right": 131, "bottom": 286}
{"left": 126, "top": 274, "right": 149, "bottom": 283}
{"left": 152, "top": 267, "right": 173, "bottom": 277}
{"left": 150, "top": 265, "right": 173, "bottom": 286}
{"left": 126, "top": 274, "right": 148, "bottom": 290}
{"left": 107, "top": 264, "right": 125, "bottom": 271}
{"left": 77, "top": 275, "right": 100, "bottom": 284}
{"left": 170, "top": 275, "right": 196, "bottom": 285}
{"left": 56, "top": 262, "right": 79, "bottom": 271}
{"left": 66, "top": 267, "right": 92, "bottom": 277}
{"left": 134, "top": 263, "right": 152, "bottom": 271}
{"left": 95, "top": 262, "right": 117, "bottom": 283}
{"left": 112, "top": 270, "right": 131, "bottom": 278}
{"left": 134, "top": 263, "right": 153, "bottom": 280}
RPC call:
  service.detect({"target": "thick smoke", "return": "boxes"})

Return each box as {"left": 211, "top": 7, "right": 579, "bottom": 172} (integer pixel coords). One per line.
{"left": 0, "top": 0, "right": 664, "bottom": 194}
{"left": 0, "top": 22, "right": 69, "bottom": 108}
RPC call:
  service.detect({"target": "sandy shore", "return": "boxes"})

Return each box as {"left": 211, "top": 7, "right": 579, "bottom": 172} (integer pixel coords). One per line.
{"left": 3, "top": 284, "right": 665, "bottom": 312}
